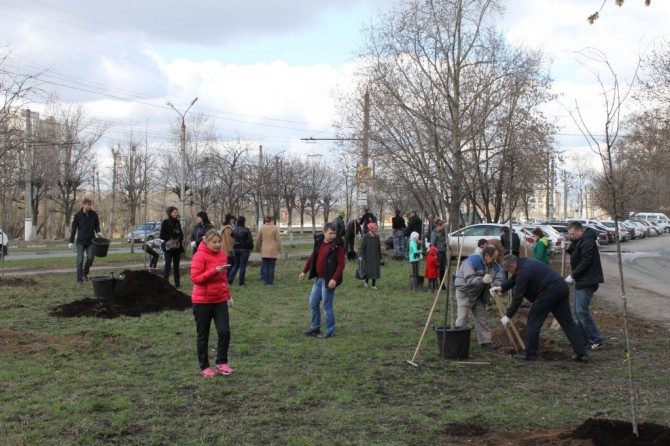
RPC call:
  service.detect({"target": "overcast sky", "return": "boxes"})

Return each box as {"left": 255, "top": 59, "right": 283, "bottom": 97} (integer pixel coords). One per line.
{"left": 1, "top": 0, "right": 668, "bottom": 165}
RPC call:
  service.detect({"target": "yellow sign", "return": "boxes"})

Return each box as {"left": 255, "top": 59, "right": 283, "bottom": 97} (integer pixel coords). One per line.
{"left": 356, "top": 166, "right": 372, "bottom": 183}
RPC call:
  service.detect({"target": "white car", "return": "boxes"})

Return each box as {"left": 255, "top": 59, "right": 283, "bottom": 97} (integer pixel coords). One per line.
{"left": 0, "top": 228, "right": 8, "bottom": 256}
{"left": 447, "top": 223, "right": 532, "bottom": 256}
{"left": 622, "top": 221, "right": 644, "bottom": 239}
{"left": 625, "top": 220, "right": 647, "bottom": 239}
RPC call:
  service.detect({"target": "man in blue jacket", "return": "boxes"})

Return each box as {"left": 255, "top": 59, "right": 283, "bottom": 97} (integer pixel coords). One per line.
{"left": 454, "top": 246, "right": 505, "bottom": 349}
{"left": 565, "top": 221, "right": 605, "bottom": 350}
{"left": 68, "top": 197, "right": 102, "bottom": 283}
{"left": 491, "top": 255, "right": 588, "bottom": 362}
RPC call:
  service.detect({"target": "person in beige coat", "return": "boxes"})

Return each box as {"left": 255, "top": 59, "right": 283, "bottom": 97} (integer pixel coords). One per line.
{"left": 257, "top": 215, "right": 284, "bottom": 286}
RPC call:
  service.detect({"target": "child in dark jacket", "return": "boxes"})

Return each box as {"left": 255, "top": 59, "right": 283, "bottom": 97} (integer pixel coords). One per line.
{"left": 424, "top": 246, "right": 440, "bottom": 292}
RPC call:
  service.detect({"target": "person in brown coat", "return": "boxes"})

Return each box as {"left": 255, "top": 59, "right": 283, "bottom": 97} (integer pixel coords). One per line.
{"left": 257, "top": 215, "right": 284, "bottom": 286}
{"left": 221, "top": 213, "right": 236, "bottom": 281}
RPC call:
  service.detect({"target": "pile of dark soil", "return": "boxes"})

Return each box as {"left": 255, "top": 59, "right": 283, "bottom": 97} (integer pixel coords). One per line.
{"left": 51, "top": 270, "right": 191, "bottom": 318}
{"left": 570, "top": 418, "right": 670, "bottom": 445}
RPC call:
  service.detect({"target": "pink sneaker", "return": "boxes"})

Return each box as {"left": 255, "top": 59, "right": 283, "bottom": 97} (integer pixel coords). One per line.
{"left": 201, "top": 367, "right": 216, "bottom": 377}
{"left": 216, "top": 364, "right": 234, "bottom": 375}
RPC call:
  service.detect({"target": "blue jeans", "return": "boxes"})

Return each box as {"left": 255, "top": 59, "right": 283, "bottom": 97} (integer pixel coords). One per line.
{"left": 573, "top": 285, "right": 604, "bottom": 345}
{"left": 260, "top": 258, "right": 277, "bottom": 285}
{"left": 76, "top": 243, "right": 94, "bottom": 281}
{"left": 228, "top": 248, "right": 250, "bottom": 285}
{"left": 308, "top": 278, "right": 336, "bottom": 335}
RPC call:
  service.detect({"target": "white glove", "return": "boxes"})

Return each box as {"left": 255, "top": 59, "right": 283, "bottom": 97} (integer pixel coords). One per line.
{"left": 96, "top": 232, "right": 102, "bottom": 238}
{"left": 501, "top": 316, "right": 510, "bottom": 326}
{"left": 489, "top": 286, "right": 502, "bottom": 296}
{"left": 482, "top": 274, "right": 493, "bottom": 284}
{"left": 68, "top": 243, "right": 74, "bottom": 249}
{"left": 565, "top": 275, "right": 574, "bottom": 285}
{"left": 190, "top": 241, "right": 196, "bottom": 248}
{"left": 227, "top": 299, "right": 234, "bottom": 308}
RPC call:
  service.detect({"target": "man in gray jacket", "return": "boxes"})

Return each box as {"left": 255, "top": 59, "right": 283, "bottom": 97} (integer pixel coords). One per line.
{"left": 454, "top": 246, "right": 504, "bottom": 349}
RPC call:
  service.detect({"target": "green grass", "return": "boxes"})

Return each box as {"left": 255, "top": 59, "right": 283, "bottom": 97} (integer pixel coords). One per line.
{"left": 0, "top": 256, "right": 668, "bottom": 445}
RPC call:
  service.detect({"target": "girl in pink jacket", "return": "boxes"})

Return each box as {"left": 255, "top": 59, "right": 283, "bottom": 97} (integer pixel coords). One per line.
{"left": 190, "top": 230, "right": 235, "bottom": 377}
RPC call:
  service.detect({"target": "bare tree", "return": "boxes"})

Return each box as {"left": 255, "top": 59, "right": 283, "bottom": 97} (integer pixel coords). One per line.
{"left": 46, "top": 103, "right": 106, "bottom": 238}
{"left": 570, "top": 47, "right": 640, "bottom": 437}
{"left": 212, "top": 140, "right": 253, "bottom": 224}
{"left": 335, "top": 0, "right": 554, "bottom": 232}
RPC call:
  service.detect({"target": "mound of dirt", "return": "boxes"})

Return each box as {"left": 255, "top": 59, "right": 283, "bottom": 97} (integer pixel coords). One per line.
{"left": 570, "top": 418, "right": 670, "bottom": 445}
{"left": 51, "top": 270, "right": 191, "bottom": 318}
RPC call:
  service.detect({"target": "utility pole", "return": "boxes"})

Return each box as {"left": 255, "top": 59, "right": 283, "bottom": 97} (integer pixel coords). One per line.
{"left": 361, "top": 90, "right": 370, "bottom": 213}
{"left": 167, "top": 97, "right": 198, "bottom": 215}
{"left": 109, "top": 146, "right": 119, "bottom": 239}
{"left": 258, "top": 144, "right": 263, "bottom": 230}
{"left": 24, "top": 109, "right": 33, "bottom": 241}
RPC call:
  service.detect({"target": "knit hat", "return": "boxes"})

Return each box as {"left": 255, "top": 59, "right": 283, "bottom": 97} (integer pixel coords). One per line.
{"left": 410, "top": 231, "right": 419, "bottom": 241}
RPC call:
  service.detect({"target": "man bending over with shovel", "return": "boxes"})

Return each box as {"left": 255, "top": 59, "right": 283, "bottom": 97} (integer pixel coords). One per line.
{"left": 491, "top": 254, "right": 588, "bottom": 362}
{"left": 454, "top": 246, "right": 505, "bottom": 350}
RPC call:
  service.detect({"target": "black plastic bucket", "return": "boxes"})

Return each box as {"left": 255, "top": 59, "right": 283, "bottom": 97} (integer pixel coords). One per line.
{"left": 91, "top": 275, "right": 114, "bottom": 298}
{"left": 92, "top": 237, "right": 111, "bottom": 257}
{"left": 433, "top": 326, "right": 471, "bottom": 360}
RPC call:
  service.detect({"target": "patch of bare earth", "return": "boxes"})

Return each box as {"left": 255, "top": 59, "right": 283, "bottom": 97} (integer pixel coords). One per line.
{"left": 0, "top": 328, "right": 90, "bottom": 354}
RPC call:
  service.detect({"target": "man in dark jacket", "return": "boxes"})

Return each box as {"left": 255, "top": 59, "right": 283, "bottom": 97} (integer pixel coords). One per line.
{"left": 565, "top": 221, "right": 605, "bottom": 350}
{"left": 358, "top": 209, "right": 377, "bottom": 235}
{"left": 491, "top": 255, "right": 588, "bottom": 362}
{"left": 500, "top": 226, "right": 520, "bottom": 257}
{"left": 344, "top": 218, "right": 359, "bottom": 260}
{"left": 332, "top": 210, "right": 346, "bottom": 238}
{"left": 391, "top": 209, "right": 406, "bottom": 260}
{"left": 68, "top": 197, "right": 101, "bottom": 282}
{"left": 404, "top": 210, "right": 422, "bottom": 240}
{"left": 299, "top": 223, "right": 345, "bottom": 338}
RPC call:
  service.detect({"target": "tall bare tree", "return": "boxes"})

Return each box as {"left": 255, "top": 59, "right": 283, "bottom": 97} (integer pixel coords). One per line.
{"left": 570, "top": 46, "right": 640, "bottom": 437}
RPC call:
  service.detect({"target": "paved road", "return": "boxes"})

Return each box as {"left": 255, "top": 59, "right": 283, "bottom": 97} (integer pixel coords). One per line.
{"left": 598, "top": 235, "right": 670, "bottom": 328}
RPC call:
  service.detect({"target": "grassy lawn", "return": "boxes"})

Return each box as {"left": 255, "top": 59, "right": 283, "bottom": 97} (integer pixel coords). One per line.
{"left": 1, "top": 254, "right": 668, "bottom": 445}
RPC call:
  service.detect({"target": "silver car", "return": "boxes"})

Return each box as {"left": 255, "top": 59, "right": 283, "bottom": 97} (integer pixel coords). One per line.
{"left": 448, "top": 223, "right": 532, "bottom": 256}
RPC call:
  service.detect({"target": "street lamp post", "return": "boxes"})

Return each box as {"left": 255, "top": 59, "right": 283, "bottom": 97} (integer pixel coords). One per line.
{"left": 167, "top": 97, "right": 198, "bottom": 214}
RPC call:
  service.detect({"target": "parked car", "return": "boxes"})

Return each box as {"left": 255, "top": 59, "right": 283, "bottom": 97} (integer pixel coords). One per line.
{"left": 650, "top": 219, "right": 670, "bottom": 234}
{"left": 620, "top": 221, "right": 641, "bottom": 239}
{"left": 127, "top": 221, "right": 162, "bottom": 243}
{"left": 626, "top": 220, "right": 649, "bottom": 238}
{"left": 0, "top": 228, "right": 8, "bottom": 256}
{"left": 599, "top": 220, "right": 629, "bottom": 242}
{"left": 447, "top": 223, "right": 530, "bottom": 256}
{"left": 583, "top": 224, "right": 609, "bottom": 245}
{"left": 635, "top": 220, "right": 660, "bottom": 237}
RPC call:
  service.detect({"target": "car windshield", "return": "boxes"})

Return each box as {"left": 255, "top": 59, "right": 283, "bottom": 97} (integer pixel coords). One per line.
{"left": 137, "top": 223, "right": 154, "bottom": 231}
